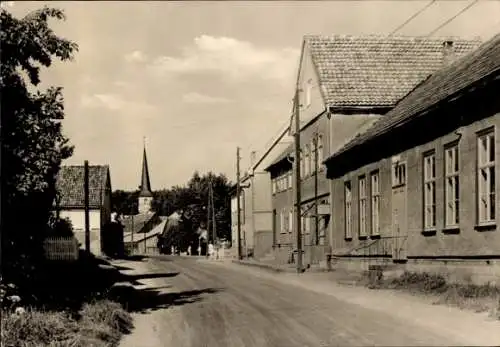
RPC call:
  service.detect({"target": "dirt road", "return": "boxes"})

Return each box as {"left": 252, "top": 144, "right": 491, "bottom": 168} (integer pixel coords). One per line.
{"left": 116, "top": 256, "right": 499, "bottom": 347}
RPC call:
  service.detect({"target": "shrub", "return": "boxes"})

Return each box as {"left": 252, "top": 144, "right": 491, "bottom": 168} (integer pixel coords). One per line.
{"left": 1, "top": 309, "right": 78, "bottom": 346}
{"left": 47, "top": 216, "right": 74, "bottom": 237}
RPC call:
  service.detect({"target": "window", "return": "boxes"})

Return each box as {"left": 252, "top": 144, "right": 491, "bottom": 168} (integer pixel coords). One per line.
{"left": 317, "top": 134, "right": 324, "bottom": 171}
{"left": 345, "top": 181, "right": 352, "bottom": 239}
{"left": 392, "top": 161, "right": 407, "bottom": 187}
{"left": 300, "top": 151, "right": 305, "bottom": 178}
{"left": 304, "top": 145, "right": 310, "bottom": 177}
{"left": 358, "top": 176, "right": 367, "bottom": 237}
{"left": 240, "top": 193, "right": 245, "bottom": 224}
{"left": 272, "top": 178, "right": 277, "bottom": 194}
{"left": 280, "top": 209, "right": 286, "bottom": 234}
{"left": 478, "top": 130, "right": 495, "bottom": 223}
{"left": 288, "top": 209, "right": 293, "bottom": 233}
{"left": 371, "top": 171, "right": 380, "bottom": 236}
{"left": 424, "top": 152, "right": 436, "bottom": 230}
{"left": 445, "top": 144, "right": 460, "bottom": 226}
{"left": 288, "top": 172, "right": 293, "bottom": 189}
{"left": 311, "top": 139, "right": 317, "bottom": 173}
{"left": 303, "top": 216, "right": 311, "bottom": 235}
{"left": 305, "top": 79, "right": 312, "bottom": 107}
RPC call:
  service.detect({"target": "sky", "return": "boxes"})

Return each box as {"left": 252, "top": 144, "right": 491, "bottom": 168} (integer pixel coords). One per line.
{"left": 4, "top": 0, "right": 500, "bottom": 190}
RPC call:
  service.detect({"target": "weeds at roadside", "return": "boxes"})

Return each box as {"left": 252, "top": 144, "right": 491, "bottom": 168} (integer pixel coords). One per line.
{"left": 360, "top": 271, "right": 500, "bottom": 320}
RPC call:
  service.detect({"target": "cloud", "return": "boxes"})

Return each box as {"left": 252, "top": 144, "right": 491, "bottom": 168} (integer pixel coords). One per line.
{"left": 149, "top": 35, "right": 300, "bottom": 83}
{"left": 124, "top": 50, "right": 148, "bottom": 63}
{"left": 182, "top": 92, "right": 232, "bottom": 104}
{"left": 80, "top": 93, "right": 155, "bottom": 113}
{"left": 0, "top": 1, "right": 14, "bottom": 8}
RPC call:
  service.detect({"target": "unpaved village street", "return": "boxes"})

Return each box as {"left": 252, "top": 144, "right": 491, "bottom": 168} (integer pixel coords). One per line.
{"left": 115, "top": 257, "right": 499, "bottom": 347}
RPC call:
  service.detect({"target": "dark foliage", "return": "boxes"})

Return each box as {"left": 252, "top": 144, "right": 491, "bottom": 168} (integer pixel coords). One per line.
{"left": 112, "top": 171, "right": 233, "bottom": 244}
{"left": 1, "top": 7, "right": 78, "bottom": 285}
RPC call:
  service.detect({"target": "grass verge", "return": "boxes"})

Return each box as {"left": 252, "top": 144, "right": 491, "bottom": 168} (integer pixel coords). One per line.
{"left": 361, "top": 270, "right": 500, "bottom": 320}
{"left": 1, "top": 299, "right": 133, "bottom": 347}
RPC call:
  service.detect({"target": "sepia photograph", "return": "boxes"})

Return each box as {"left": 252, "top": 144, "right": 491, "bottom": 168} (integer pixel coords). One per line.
{"left": 1, "top": 0, "right": 499, "bottom": 346}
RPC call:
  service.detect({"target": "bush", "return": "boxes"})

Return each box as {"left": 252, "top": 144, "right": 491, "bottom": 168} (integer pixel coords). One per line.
{"left": 0, "top": 300, "right": 133, "bottom": 347}
{"left": 47, "top": 216, "right": 74, "bottom": 237}
{"left": 1, "top": 309, "right": 78, "bottom": 346}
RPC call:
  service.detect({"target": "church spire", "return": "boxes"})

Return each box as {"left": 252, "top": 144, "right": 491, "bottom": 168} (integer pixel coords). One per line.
{"left": 139, "top": 138, "right": 152, "bottom": 198}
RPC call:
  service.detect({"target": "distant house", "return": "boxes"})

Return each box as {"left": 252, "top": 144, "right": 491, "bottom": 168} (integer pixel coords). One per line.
{"left": 324, "top": 34, "right": 500, "bottom": 285}
{"left": 229, "top": 130, "right": 294, "bottom": 260}
{"left": 279, "top": 34, "right": 481, "bottom": 268}
{"left": 124, "top": 218, "right": 167, "bottom": 255}
{"left": 55, "top": 165, "right": 112, "bottom": 256}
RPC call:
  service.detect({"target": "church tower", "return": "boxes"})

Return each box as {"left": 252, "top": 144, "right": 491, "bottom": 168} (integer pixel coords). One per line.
{"left": 138, "top": 143, "right": 153, "bottom": 214}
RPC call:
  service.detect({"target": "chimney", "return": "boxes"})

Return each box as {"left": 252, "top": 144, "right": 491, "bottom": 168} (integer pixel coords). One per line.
{"left": 442, "top": 40, "right": 455, "bottom": 66}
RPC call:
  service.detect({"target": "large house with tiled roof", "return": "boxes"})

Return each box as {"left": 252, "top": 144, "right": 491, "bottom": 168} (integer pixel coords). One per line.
{"left": 55, "top": 164, "right": 112, "bottom": 255}
{"left": 324, "top": 33, "right": 500, "bottom": 284}
{"left": 274, "top": 34, "right": 481, "bottom": 269}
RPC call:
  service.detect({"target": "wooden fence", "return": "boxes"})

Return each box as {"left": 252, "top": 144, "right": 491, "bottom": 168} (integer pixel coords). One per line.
{"left": 43, "top": 236, "right": 80, "bottom": 261}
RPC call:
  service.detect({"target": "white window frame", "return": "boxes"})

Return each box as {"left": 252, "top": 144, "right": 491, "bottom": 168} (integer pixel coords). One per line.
{"left": 317, "top": 134, "right": 324, "bottom": 171}
{"left": 305, "top": 79, "right": 313, "bottom": 107}
{"left": 300, "top": 150, "right": 305, "bottom": 178}
{"left": 288, "top": 209, "right": 293, "bottom": 233}
{"left": 345, "top": 181, "right": 352, "bottom": 239}
{"left": 370, "top": 171, "right": 380, "bottom": 236}
{"left": 423, "top": 152, "right": 436, "bottom": 230}
{"left": 272, "top": 178, "right": 277, "bottom": 194}
{"left": 477, "top": 130, "right": 495, "bottom": 224}
{"left": 311, "top": 139, "right": 317, "bottom": 174}
{"left": 280, "top": 209, "right": 286, "bottom": 234}
{"left": 359, "top": 176, "right": 367, "bottom": 237}
{"left": 445, "top": 144, "right": 460, "bottom": 227}
{"left": 304, "top": 145, "right": 310, "bottom": 177}
{"left": 288, "top": 172, "right": 293, "bottom": 189}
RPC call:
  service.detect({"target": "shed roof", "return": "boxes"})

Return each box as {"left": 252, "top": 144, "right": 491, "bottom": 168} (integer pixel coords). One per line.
{"left": 305, "top": 35, "right": 481, "bottom": 108}
{"left": 325, "top": 33, "right": 500, "bottom": 164}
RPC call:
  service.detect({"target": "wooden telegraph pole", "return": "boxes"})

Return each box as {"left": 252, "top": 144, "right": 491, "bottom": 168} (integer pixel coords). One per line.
{"left": 84, "top": 160, "right": 90, "bottom": 254}
{"left": 294, "top": 90, "right": 303, "bottom": 273}
{"left": 314, "top": 133, "right": 319, "bottom": 246}
{"left": 236, "top": 147, "right": 242, "bottom": 260}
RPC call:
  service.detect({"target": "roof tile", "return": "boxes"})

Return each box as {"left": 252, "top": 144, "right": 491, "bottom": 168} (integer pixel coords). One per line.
{"left": 327, "top": 34, "right": 500, "bottom": 162}
{"left": 56, "top": 165, "right": 109, "bottom": 209}
{"left": 305, "top": 35, "right": 481, "bottom": 107}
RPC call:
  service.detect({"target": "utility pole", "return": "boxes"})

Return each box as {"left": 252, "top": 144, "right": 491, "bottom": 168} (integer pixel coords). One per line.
{"left": 314, "top": 133, "right": 319, "bottom": 246}
{"left": 294, "top": 90, "right": 303, "bottom": 273}
{"left": 236, "top": 147, "right": 242, "bottom": 260}
{"left": 84, "top": 160, "right": 90, "bottom": 255}
{"left": 131, "top": 215, "right": 134, "bottom": 254}
{"left": 210, "top": 180, "right": 217, "bottom": 258}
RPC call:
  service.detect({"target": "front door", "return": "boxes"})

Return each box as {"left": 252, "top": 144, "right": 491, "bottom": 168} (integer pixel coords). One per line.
{"left": 391, "top": 160, "right": 408, "bottom": 262}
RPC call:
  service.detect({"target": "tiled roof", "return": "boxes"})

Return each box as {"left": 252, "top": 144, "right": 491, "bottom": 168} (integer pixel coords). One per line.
{"left": 305, "top": 35, "right": 481, "bottom": 108}
{"left": 122, "top": 212, "right": 157, "bottom": 234}
{"left": 56, "top": 165, "right": 109, "bottom": 209}
{"left": 326, "top": 33, "right": 500, "bottom": 163}
{"left": 124, "top": 220, "right": 165, "bottom": 244}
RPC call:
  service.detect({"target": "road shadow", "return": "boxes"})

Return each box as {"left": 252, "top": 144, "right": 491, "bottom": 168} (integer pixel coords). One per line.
{"left": 108, "top": 285, "right": 222, "bottom": 313}
{"left": 116, "top": 272, "right": 180, "bottom": 286}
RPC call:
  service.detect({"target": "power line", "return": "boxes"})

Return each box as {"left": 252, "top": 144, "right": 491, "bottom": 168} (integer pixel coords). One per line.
{"left": 428, "top": 0, "right": 479, "bottom": 36}
{"left": 389, "top": 0, "right": 437, "bottom": 36}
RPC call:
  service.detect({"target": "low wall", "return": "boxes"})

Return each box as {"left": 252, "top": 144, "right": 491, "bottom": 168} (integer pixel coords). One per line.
{"left": 331, "top": 257, "right": 500, "bottom": 286}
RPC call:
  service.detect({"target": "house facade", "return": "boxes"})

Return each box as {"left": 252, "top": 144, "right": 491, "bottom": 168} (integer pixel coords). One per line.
{"left": 55, "top": 165, "right": 112, "bottom": 256}
{"left": 229, "top": 129, "right": 294, "bottom": 259}
{"left": 272, "top": 35, "right": 481, "bottom": 269}
{"left": 324, "top": 34, "right": 500, "bottom": 285}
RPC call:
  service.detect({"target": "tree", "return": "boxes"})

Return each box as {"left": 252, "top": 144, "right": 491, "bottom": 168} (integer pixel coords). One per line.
{"left": 1, "top": 7, "right": 78, "bottom": 283}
